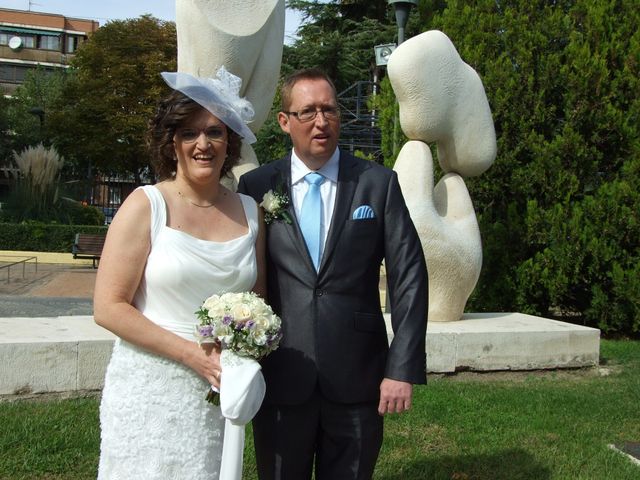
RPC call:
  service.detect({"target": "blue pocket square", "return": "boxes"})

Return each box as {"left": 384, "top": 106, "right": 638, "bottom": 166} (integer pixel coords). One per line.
{"left": 352, "top": 205, "right": 375, "bottom": 220}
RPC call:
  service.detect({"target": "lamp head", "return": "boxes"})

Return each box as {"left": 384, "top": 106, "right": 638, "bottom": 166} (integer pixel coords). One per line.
{"left": 374, "top": 43, "right": 397, "bottom": 67}
{"left": 388, "top": 1, "right": 418, "bottom": 26}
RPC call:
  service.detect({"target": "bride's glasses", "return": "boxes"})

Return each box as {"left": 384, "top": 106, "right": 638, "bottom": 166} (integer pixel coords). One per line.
{"left": 176, "top": 126, "right": 227, "bottom": 144}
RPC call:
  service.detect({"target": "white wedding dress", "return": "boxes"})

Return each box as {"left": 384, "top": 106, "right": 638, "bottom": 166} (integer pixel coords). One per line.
{"left": 98, "top": 185, "right": 258, "bottom": 480}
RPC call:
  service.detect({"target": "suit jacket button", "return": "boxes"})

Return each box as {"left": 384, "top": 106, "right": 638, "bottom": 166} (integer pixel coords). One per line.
{"left": 314, "top": 289, "right": 324, "bottom": 297}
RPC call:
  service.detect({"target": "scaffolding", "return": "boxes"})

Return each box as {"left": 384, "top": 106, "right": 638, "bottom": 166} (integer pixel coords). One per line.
{"left": 337, "top": 80, "right": 382, "bottom": 163}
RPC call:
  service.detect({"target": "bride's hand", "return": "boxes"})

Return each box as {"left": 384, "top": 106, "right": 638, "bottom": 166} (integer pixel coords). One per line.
{"left": 182, "top": 341, "right": 222, "bottom": 388}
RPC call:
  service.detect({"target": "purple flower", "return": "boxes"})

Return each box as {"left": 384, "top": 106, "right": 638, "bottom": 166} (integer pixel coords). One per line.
{"left": 222, "top": 315, "right": 233, "bottom": 325}
{"left": 198, "top": 325, "right": 213, "bottom": 337}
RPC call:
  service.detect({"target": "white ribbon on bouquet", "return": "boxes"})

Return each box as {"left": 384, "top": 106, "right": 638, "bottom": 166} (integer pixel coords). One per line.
{"left": 217, "top": 349, "right": 266, "bottom": 480}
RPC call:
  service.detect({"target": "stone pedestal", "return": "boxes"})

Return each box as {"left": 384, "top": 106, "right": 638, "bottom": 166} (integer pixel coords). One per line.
{"left": 0, "top": 312, "right": 600, "bottom": 395}
{"left": 0, "top": 316, "right": 114, "bottom": 395}
{"left": 385, "top": 312, "right": 600, "bottom": 373}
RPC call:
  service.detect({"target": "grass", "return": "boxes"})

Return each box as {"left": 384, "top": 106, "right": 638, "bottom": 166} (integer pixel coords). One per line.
{"left": 1, "top": 339, "right": 639, "bottom": 479}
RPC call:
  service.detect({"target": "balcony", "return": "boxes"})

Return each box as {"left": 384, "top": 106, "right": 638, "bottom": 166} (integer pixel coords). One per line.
{"left": 0, "top": 44, "right": 73, "bottom": 67}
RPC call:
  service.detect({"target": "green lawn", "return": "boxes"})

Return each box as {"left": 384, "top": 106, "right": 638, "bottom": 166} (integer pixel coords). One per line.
{"left": 1, "top": 339, "right": 639, "bottom": 479}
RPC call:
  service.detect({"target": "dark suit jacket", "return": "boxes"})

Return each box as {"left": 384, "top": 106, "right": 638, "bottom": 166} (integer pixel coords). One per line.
{"left": 238, "top": 151, "right": 427, "bottom": 405}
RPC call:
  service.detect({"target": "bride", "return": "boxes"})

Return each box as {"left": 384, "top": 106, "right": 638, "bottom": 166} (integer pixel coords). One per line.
{"left": 94, "top": 68, "right": 265, "bottom": 479}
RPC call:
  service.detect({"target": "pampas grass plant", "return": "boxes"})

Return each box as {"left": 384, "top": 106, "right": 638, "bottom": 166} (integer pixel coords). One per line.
{"left": 3, "top": 144, "right": 64, "bottom": 222}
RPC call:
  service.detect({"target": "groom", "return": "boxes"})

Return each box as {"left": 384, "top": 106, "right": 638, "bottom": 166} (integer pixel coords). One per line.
{"left": 238, "top": 68, "right": 428, "bottom": 480}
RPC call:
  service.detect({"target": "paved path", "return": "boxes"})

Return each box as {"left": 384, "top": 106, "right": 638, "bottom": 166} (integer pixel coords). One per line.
{"left": 0, "top": 296, "right": 93, "bottom": 317}
{"left": 0, "top": 252, "right": 95, "bottom": 317}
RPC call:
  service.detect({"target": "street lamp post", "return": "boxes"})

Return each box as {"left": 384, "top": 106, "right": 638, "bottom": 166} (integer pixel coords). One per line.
{"left": 384, "top": 0, "right": 417, "bottom": 313}
{"left": 386, "top": 0, "right": 419, "bottom": 162}
{"left": 29, "top": 106, "right": 45, "bottom": 132}
{"left": 387, "top": 0, "right": 418, "bottom": 45}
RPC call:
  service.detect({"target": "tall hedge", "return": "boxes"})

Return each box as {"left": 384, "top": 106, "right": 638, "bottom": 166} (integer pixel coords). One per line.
{"left": 382, "top": 0, "right": 639, "bottom": 334}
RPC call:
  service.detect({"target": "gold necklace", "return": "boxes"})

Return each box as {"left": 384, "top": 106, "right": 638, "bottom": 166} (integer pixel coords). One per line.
{"left": 177, "top": 190, "right": 216, "bottom": 208}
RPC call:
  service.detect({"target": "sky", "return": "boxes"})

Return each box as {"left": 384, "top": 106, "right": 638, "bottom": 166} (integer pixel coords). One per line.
{"left": 1, "top": 0, "right": 303, "bottom": 43}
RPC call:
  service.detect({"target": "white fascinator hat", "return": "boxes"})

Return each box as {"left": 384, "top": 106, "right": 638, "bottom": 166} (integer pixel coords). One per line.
{"left": 161, "top": 66, "right": 257, "bottom": 144}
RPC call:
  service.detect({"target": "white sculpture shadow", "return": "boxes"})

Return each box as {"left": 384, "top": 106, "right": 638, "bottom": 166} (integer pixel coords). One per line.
{"left": 175, "top": 0, "right": 285, "bottom": 189}
{"left": 388, "top": 30, "right": 497, "bottom": 322}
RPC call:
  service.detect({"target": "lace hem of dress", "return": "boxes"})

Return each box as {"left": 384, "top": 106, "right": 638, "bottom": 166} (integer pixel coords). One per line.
{"left": 98, "top": 340, "right": 225, "bottom": 479}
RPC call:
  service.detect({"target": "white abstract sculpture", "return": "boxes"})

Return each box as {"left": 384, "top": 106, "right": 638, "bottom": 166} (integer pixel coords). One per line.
{"left": 175, "top": 0, "right": 285, "bottom": 188}
{"left": 388, "top": 30, "right": 497, "bottom": 322}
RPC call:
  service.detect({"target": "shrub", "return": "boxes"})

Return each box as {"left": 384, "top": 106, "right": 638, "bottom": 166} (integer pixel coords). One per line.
{"left": 1, "top": 144, "right": 104, "bottom": 226}
{"left": 517, "top": 157, "right": 640, "bottom": 334}
{"left": 0, "top": 222, "right": 108, "bottom": 252}
{"left": 2, "top": 144, "right": 64, "bottom": 222}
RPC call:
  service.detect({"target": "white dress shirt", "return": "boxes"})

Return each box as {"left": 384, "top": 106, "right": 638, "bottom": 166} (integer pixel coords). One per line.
{"left": 291, "top": 148, "right": 340, "bottom": 261}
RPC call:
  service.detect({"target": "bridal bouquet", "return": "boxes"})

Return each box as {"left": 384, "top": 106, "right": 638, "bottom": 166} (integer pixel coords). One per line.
{"left": 195, "top": 291, "right": 282, "bottom": 404}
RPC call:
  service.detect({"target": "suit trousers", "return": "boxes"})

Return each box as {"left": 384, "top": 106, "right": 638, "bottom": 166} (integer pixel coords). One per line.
{"left": 253, "top": 388, "right": 383, "bottom": 480}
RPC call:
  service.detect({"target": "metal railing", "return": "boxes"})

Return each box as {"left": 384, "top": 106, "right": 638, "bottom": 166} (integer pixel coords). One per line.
{"left": 0, "top": 255, "right": 38, "bottom": 283}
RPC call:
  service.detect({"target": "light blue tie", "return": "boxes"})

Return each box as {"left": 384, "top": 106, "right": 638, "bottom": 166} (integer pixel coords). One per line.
{"left": 300, "top": 172, "right": 325, "bottom": 270}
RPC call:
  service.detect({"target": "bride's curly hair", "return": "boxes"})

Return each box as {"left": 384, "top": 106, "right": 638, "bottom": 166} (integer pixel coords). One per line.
{"left": 147, "top": 90, "right": 242, "bottom": 181}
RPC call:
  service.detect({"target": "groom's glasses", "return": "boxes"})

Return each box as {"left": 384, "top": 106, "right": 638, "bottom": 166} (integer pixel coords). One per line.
{"left": 285, "top": 107, "right": 341, "bottom": 123}
{"left": 176, "top": 126, "right": 227, "bottom": 144}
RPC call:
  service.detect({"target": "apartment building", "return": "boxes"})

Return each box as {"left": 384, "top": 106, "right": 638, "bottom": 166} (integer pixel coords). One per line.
{"left": 0, "top": 7, "right": 99, "bottom": 95}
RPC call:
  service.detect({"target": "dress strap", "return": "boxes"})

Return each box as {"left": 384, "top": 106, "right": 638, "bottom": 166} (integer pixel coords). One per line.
{"left": 137, "top": 185, "right": 167, "bottom": 243}
{"left": 238, "top": 193, "right": 258, "bottom": 241}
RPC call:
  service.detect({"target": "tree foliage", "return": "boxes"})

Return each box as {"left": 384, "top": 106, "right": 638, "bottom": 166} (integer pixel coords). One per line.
{"left": 47, "top": 15, "right": 176, "bottom": 182}
{"left": 284, "top": 2, "right": 396, "bottom": 92}
{"left": 398, "top": 0, "right": 639, "bottom": 334}
{"left": 0, "top": 94, "right": 12, "bottom": 166}
{"left": 1, "top": 68, "right": 65, "bottom": 162}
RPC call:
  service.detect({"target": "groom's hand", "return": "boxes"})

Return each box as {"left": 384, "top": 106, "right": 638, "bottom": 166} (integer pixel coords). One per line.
{"left": 378, "top": 378, "right": 413, "bottom": 415}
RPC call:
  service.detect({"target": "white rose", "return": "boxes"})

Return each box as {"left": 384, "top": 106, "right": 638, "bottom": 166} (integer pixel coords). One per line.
{"left": 226, "top": 292, "right": 244, "bottom": 304}
{"left": 249, "top": 330, "right": 268, "bottom": 346}
{"left": 202, "top": 294, "right": 220, "bottom": 310}
{"left": 250, "top": 300, "right": 270, "bottom": 318}
{"left": 260, "top": 191, "right": 278, "bottom": 212}
{"left": 206, "top": 302, "right": 227, "bottom": 320}
{"left": 252, "top": 315, "right": 270, "bottom": 331}
{"left": 231, "top": 303, "right": 252, "bottom": 321}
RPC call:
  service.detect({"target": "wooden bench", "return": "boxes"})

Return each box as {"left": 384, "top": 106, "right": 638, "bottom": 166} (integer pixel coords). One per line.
{"left": 72, "top": 233, "right": 106, "bottom": 268}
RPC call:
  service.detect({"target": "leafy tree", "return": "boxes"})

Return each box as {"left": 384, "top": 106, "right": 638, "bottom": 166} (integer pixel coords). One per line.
{"left": 0, "top": 67, "right": 64, "bottom": 159}
{"left": 47, "top": 15, "right": 176, "bottom": 183}
{"left": 284, "top": 1, "right": 397, "bottom": 91}
{"left": 519, "top": 155, "right": 640, "bottom": 333}
{"left": 253, "top": 86, "right": 290, "bottom": 164}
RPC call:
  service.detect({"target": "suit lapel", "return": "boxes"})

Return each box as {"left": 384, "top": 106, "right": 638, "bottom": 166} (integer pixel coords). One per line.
{"left": 318, "top": 153, "right": 358, "bottom": 274}
{"left": 270, "top": 156, "right": 316, "bottom": 271}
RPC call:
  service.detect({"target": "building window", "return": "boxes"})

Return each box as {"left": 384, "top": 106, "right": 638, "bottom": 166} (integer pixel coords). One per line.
{"left": 0, "top": 63, "right": 57, "bottom": 84}
{"left": 0, "top": 64, "right": 30, "bottom": 83}
{"left": 0, "top": 32, "right": 36, "bottom": 48}
{"left": 66, "top": 35, "right": 81, "bottom": 53}
{"left": 38, "top": 34, "right": 60, "bottom": 51}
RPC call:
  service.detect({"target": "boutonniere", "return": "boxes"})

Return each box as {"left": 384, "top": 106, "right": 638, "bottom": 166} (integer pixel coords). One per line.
{"left": 260, "top": 186, "right": 292, "bottom": 224}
